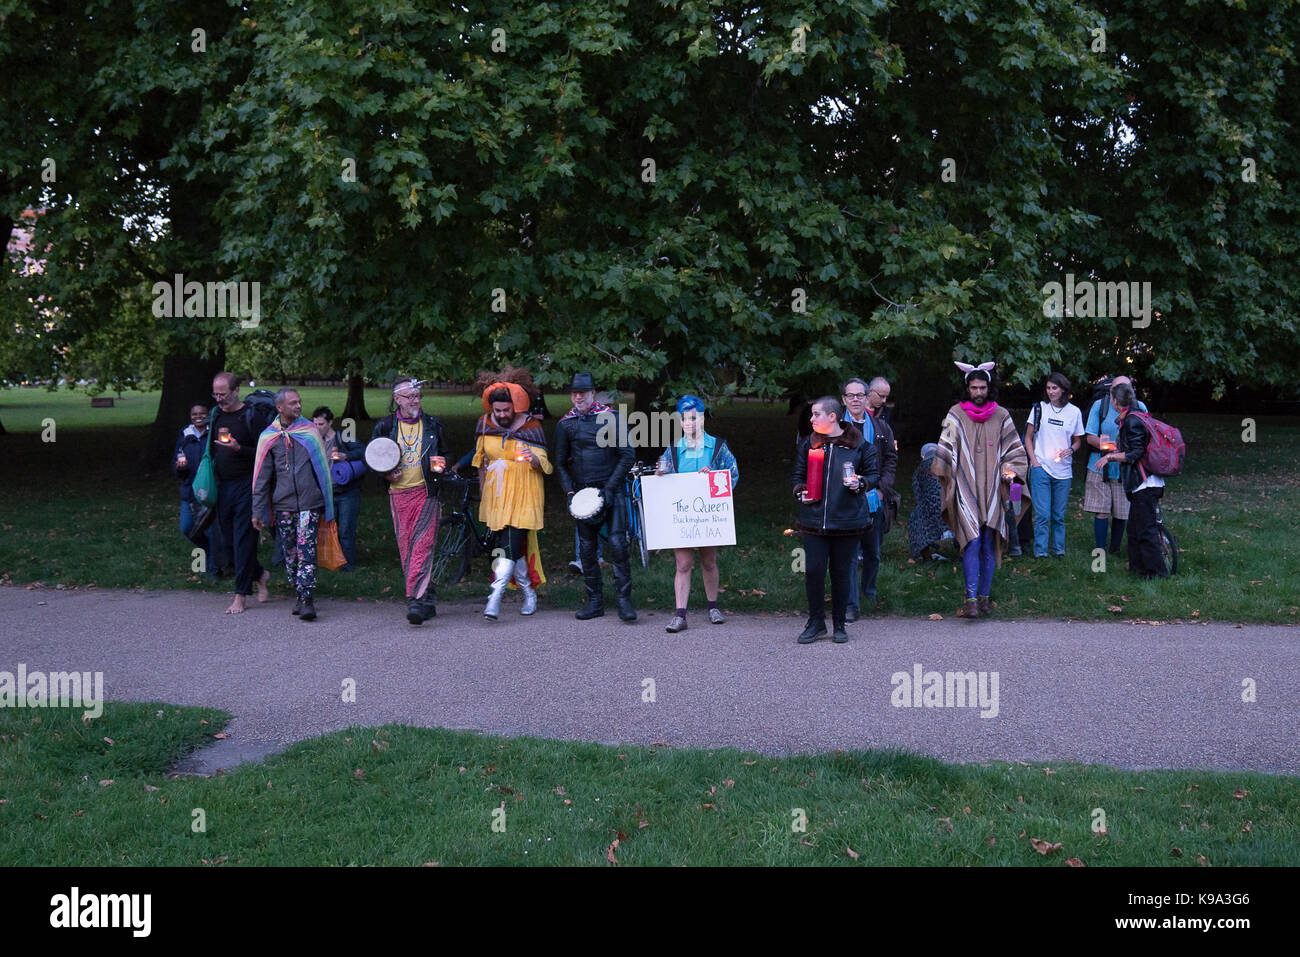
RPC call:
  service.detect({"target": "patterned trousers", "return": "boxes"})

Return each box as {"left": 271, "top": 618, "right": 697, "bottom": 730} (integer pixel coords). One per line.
{"left": 389, "top": 486, "right": 439, "bottom": 600}
{"left": 275, "top": 509, "right": 320, "bottom": 599}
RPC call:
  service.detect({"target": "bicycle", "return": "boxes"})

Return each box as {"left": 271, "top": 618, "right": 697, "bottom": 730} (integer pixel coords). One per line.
{"left": 1153, "top": 496, "right": 1178, "bottom": 576}
{"left": 622, "top": 461, "right": 654, "bottom": 569}
{"left": 429, "top": 471, "right": 496, "bottom": 586}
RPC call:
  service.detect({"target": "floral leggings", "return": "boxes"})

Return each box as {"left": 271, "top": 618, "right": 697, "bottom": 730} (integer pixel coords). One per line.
{"left": 276, "top": 509, "right": 320, "bottom": 599}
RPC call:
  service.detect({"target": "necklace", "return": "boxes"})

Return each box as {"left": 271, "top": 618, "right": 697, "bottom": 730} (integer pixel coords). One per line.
{"left": 398, "top": 421, "right": 421, "bottom": 465}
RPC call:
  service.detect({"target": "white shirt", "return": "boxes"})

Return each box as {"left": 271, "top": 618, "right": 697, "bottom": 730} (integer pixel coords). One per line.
{"left": 1027, "top": 401, "right": 1085, "bottom": 480}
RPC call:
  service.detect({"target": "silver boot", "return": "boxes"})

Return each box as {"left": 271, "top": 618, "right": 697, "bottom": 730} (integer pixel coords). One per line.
{"left": 514, "top": 557, "right": 537, "bottom": 616}
{"left": 484, "top": 556, "right": 513, "bottom": 620}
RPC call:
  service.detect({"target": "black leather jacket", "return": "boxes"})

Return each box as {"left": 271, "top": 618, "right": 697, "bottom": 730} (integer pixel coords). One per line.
{"left": 792, "top": 425, "right": 879, "bottom": 534}
{"left": 554, "top": 406, "right": 634, "bottom": 498}
{"left": 1116, "top": 409, "right": 1153, "bottom": 495}
{"left": 372, "top": 413, "right": 451, "bottom": 495}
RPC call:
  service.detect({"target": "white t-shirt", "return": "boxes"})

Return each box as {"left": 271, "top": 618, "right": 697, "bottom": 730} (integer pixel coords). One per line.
{"left": 1027, "top": 401, "right": 1085, "bottom": 480}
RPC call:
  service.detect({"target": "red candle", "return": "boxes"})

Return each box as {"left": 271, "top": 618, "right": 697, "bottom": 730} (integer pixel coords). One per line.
{"left": 805, "top": 446, "right": 824, "bottom": 502}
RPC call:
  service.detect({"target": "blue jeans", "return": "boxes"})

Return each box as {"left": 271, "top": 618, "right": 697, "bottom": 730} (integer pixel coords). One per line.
{"left": 1029, "top": 466, "right": 1071, "bottom": 556}
{"left": 847, "top": 511, "right": 883, "bottom": 610}
{"left": 334, "top": 486, "right": 362, "bottom": 566}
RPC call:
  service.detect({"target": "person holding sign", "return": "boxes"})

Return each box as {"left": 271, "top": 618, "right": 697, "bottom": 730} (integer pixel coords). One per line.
{"left": 471, "top": 381, "right": 552, "bottom": 619}
{"left": 791, "top": 396, "right": 878, "bottom": 644}
{"left": 653, "top": 395, "right": 739, "bottom": 633}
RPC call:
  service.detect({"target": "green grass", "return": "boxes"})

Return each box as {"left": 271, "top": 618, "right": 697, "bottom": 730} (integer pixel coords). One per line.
{"left": 2, "top": 702, "right": 1295, "bottom": 866}
{"left": 2, "top": 386, "right": 1298, "bottom": 623}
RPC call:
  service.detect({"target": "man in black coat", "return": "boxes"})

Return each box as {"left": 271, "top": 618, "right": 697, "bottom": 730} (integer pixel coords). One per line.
{"left": 554, "top": 372, "right": 636, "bottom": 621}
{"left": 841, "top": 377, "right": 898, "bottom": 619}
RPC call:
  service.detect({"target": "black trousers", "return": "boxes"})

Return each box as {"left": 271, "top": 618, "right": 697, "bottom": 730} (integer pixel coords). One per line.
{"left": 497, "top": 526, "right": 528, "bottom": 561}
{"left": 802, "top": 532, "right": 859, "bottom": 626}
{"left": 1126, "top": 487, "right": 1168, "bottom": 578}
{"left": 576, "top": 491, "right": 631, "bottom": 601}
{"left": 216, "top": 477, "right": 265, "bottom": 596}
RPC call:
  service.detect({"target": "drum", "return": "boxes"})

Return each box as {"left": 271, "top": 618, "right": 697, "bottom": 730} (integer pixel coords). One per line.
{"left": 568, "top": 487, "right": 604, "bottom": 523}
{"left": 364, "top": 437, "right": 401, "bottom": 473}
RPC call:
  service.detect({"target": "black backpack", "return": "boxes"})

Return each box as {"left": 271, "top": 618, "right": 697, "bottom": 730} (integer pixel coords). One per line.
{"left": 242, "top": 389, "right": 277, "bottom": 433}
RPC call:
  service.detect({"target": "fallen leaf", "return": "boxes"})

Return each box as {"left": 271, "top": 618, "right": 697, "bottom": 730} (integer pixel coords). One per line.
{"left": 353, "top": 768, "right": 364, "bottom": 779}
{"left": 98, "top": 779, "right": 114, "bottom": 787}
{"left": 963, "top": 807, "right": 971, "bottom": 814}
{"left": 422, "top": 862, "right": 440, "bottom": 867}
{"left": 937, "top": 817, "right": 953, "bottom": 832}
{"left": 1044, "top": 768, "right": 1055, "bottom": 775}
{"left": 1065, "top": 857, "right": 1085, "bottom": 867}
{"left": 564, "top": 799, "right": 572, "bottom": 806}
{"left": 1242, "top": 821, "right": 1252, "bottom": 833}
{"left": 743, "top": 760, "right": 756, "bottom": 766}
{"left": 928, "top": 613, "right": 943, "bottom": 620}
{"left": 1016, "top": 761, "right": 1030, "bottom": 767}
{"left": 638, "top": 820, "right": 649, "bottom": 829}
{"left": 213, "top": 733, "right": 228, "bottom": 740}
{"left": 800, "top": 840, "right": 814, "bottom": 847}
{"left": 985, "top": 836, "right": 996, "bottom": 846}
{"left": 846, "top": 847, "right": 859, "bottom": 860}
{"left": 1030, "top": 838, "right": 1062, "bottom": 855}
{"left": 143, "top": 784, "right": 159, "bottom": 792}
{"left": 200, "top": 719, "right": 207, "bottom": 725}
{"left": 1171, "top": 847, "right": 1183, "bottom": 858}
{"left": 458, "top": 766, "right": 466, "bottom": 773}
{"left": 554, "top": 786, "right": 566, "bottom": 795}
{"left": 606, "top": 839, "right": 619, "bottom": 864}
{"left": 1107, "top": 605, "right": 1124, "bottom": 613}
{"left": 1180, "top": 804, "right": 1192, "bottom": 808}
{"left": 103, "top": 737, "right": 114, "bottom": 746}
{"left": 73, "top": 809, "right": 85, "bottom": 817}
{"left": 700, "top": 803, "right": 716, "bottom": 810}
{"left": 1233, "top": 789, "right": 1249, "bottom": 800}
{"left": 723, "top": 779, "right": 735, "bottom": 788}
{"left": 1197, "top": 854, "right": 1210, "bottom": 866}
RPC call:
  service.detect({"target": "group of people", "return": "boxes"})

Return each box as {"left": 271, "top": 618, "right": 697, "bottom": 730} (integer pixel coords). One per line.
{"left": 897, "top": 363, "right": 1169, "bottom": 626}
{"left": 173, "top": 361, "right": 1169, "bottom": 632}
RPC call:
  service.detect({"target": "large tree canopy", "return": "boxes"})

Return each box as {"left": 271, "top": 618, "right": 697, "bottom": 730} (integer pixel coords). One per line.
{"left": 3, "top": 0, "right": 1297, "bottom": 449}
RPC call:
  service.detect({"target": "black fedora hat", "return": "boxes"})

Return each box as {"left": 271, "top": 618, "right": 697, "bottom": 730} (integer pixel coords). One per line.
{"left": 569, "top": 372, "right": 595, "bottom": 391}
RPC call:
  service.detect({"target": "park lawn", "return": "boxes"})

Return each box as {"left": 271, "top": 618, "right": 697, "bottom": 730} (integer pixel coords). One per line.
{"left": 1, "top": 702, "right": 1295, "bottom": 866}
{"left": 1, "top": 386, "right": 1297, "bottom": 624}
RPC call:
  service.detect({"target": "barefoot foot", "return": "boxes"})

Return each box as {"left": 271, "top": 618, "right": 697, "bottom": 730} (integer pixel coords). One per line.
{"left": 225, "top": 595, "right": 248, "bottom": 615}
{"left": 256, "top": 570, "right": 271, "bottom": 603}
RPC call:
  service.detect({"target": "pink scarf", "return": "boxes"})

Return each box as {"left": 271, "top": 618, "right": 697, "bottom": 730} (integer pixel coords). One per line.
{"left": 959, "top": 400, "right": 999, "bottom": 423}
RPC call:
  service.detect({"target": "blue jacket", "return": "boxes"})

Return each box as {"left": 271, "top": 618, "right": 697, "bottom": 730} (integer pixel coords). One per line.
{"left": 656, "top": 432, "right": 739, "bottom": 489}
{"left": 172, "top": 425, "right": 209, "bottom": 503}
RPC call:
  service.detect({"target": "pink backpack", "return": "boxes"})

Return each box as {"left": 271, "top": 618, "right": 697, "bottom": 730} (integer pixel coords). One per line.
{"left": 1126, "top": 410, "right": 1185, "bottom": 478}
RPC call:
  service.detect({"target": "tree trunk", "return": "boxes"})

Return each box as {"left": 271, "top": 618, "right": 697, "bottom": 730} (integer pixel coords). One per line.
{"left": 341, "top": 373, "right": 369, "bottom": 421}
{"left": 139, "top": 347, "right": 225, "bottom": 469}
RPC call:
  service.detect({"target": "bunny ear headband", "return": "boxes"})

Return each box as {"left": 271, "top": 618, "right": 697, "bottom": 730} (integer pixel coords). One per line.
{"left": 954, "top": 361, "right": 996, "bottom": 382}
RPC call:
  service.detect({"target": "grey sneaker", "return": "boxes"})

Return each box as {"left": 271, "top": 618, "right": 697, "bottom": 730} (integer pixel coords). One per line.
{"left": 708, "top": 607, "right": 725, "bottom": 624}
{"left": 666, "top": 615, "right": 688, "bottom": 633}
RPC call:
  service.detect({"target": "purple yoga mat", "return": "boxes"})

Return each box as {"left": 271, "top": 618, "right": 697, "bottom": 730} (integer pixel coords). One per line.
{"left": 331, "top": 458, "right": 367, "bottom": 484}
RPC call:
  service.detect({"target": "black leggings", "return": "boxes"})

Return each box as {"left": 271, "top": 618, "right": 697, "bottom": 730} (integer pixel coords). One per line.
{"left": 497, "top": 526, "right": 528, "bottom": 562}
{"left": 802, "top": 533, "right": 859, "bottom": 625}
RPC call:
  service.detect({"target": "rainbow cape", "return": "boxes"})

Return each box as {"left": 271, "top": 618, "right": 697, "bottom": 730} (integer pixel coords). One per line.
{"left": 251, "top": 417, "right": 336, "bottom": 524}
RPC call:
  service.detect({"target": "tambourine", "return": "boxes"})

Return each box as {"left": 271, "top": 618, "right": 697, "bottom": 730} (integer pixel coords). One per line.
{"left": 569, "top": 487, "right": 604, "bottom": 522}
{"left": 364, "top": 437, "right": 401, "bottom": 473}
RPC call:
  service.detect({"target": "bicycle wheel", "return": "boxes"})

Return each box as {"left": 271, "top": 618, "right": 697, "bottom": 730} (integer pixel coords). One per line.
{"left": 634, "top": 495, "right": 649, "bottom": 568}
{"left": 431, "top": 513, "right": 471, "bottom": 585}
{"left": 1158, "top": 525, "right": 1178, "bottom": 576}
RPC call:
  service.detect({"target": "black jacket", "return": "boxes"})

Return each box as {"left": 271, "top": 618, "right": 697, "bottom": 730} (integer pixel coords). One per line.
{"left": 792, "top": 425, "right": 879, "bottom": 534}
{"left": 372, "top": 413, "right": 451, "bottom": 495}
{"left": 1116, "top": 409, "right": 1154, "bottom": 495}
{"left": 840, "top": 410, "right": 897, "bottom": 493}
{"left": 554, "top": 407, "right": 634, "bottom": 498}
{"left": 172, "top": 426, "right": 209, "bottom": 503}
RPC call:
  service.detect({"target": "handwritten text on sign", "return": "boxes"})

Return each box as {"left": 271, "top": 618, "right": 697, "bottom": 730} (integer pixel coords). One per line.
{"left": 641, "top": 471, "right": 736, "bottom": 550}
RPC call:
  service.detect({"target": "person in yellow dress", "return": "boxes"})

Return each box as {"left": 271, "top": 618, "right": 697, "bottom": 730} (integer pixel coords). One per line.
{"left": 472, "top": 382, "right": 552, "bottom": 619}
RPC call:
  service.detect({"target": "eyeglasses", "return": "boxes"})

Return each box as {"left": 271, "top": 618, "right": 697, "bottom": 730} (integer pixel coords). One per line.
{"left": 212, "top": 391, "right": 230, "bottom": 399}
{"left": 843, "top": 392, "right": 867, "bottom": 399}
{"left": 870, "top": 389, "right": 890, "bottom": 399}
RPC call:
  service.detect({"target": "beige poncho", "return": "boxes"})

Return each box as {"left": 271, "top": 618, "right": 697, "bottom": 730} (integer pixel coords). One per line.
{"left": 931, "top": 403, "right": 1030, "bottom": 561}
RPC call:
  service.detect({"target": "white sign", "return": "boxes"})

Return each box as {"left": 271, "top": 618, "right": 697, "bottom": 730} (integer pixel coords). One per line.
{"left": 641, "top": 471, "right": 736, "bottom": 550}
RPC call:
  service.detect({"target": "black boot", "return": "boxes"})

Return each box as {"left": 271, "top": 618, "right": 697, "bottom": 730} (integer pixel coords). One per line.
{"left": 299, "top": 597, "right": 317, "bottom": 622}
{"left": 612, "top": 556, "right": 636, "bottom": 622}
{"left": 420, "top": 596, "right": 437, "bottom": 620}
{"left": 575, "top": 565, "right": 605, "bottom": 620}
{"left": 291, "top": 597, "right": 303, "bottom": 616}
{"left": 832, "top": 620, "right": 848, "bottom": 643}
{"left": 797, "top": 617, "right": 827, "bottom": 643}
{"left": 407, "top": 598, "right": 424, "bottom": 625}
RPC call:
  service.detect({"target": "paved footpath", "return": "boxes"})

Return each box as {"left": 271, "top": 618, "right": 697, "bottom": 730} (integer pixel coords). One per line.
{"left": 3, "top": 588, "right": 1297, "bottom": 775}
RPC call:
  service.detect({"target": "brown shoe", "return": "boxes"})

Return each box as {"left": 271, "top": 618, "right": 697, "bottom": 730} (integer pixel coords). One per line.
{"left": 962, "top": 598, "right": 979, "bottom": 619}
{"left": 977, "top": 596, "right": 993, "bottom": 616}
